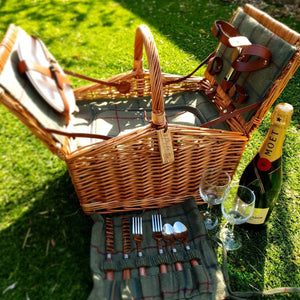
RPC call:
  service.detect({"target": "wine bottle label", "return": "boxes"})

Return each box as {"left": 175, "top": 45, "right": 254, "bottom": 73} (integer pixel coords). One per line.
{"left": 259, "top": 129, "right": 284, "bottom": 163}
{"left": 257, "top": 157, "right": 272, "bottom": 171}
{"left": 258, "top": 103, "right": 293, "bottom": 163}
{"left": 247, "top": 207, "right": 269, "bottom": 224}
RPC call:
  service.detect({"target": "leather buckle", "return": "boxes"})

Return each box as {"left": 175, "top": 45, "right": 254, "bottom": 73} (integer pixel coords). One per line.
{"left": 228, "top": 84, "right": 248, "bottom": 104}
{"left": 221, "top": 78, "right": 234, "bottom": 93}
{"left": 208, "top": 56, "right": 223, "bottom": 75}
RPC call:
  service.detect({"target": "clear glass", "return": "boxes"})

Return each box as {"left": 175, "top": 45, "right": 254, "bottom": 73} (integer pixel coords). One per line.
{"left": 199, "top": 168, "right": 231, "bottom": 230}
{"left": 219, "top": 185, "right": 255, "bottom": 250}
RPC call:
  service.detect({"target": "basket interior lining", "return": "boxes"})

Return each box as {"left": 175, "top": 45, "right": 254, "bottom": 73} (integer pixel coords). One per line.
{"left": 71, "top": 90, "right": 230, "bottom": 149}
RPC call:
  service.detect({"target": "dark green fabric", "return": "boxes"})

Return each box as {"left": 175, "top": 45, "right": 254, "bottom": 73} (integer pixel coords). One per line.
{"left": 1, "top": 27, "right": 230, "bottom": 151}
{"left": 213, "top": 10, "right": 297, "bottom": 122}
{"left": 73, "top": 90, "right": 230, "bottom": 148}
{"left": 88, "top": 198, "right": 229, "bottom": 300}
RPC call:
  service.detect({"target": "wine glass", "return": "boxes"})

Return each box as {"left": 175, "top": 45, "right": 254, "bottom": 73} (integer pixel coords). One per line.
{"left": 199, "top": 168, "right": 231, "bottom": 230}
{"left": 219, "top": 185, "right": 255, "bottom": 250}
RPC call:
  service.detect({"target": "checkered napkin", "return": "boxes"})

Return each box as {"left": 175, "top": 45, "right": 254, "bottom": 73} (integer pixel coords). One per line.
{"left": 88, "top": 198, "right": 228, "bottom": 300}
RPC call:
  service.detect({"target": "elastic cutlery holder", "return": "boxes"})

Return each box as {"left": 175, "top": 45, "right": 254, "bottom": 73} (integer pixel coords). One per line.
{"left": 88, "top": 198, "right": 228, "bottom": 300}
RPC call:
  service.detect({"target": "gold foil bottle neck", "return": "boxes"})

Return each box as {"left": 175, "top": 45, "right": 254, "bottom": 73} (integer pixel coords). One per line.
{"left": 259, "top": 103, "right": 293, "bottom": 162}
{"left": 270, "top": 103, "right": 293, "bottom": 129}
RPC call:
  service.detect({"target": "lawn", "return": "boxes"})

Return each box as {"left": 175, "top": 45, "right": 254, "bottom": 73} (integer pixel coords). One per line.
{"left": 0, "top": 0, "right": 299, "bottom": 299}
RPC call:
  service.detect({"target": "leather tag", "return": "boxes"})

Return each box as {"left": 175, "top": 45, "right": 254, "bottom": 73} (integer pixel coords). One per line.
{"left": 157, "top": 128, "right": 174, "bottom": 164}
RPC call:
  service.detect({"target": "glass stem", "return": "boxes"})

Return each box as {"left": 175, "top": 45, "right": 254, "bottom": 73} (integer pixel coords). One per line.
{"left": 208, "top": 204, "right": 213, "bottom": 216}
{"left": 228, "top": 223, "right": 235, "bottom": 236}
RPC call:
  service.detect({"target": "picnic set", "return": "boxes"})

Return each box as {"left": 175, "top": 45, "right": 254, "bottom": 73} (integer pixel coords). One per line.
{"left": 0, "top": 3, "right": 299, "bottom": 299}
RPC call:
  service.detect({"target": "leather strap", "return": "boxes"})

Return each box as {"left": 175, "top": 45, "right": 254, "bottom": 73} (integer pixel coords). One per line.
{"left": 64, "top": 52, "right": 215, "bottom": 90}
{"left": 221, "top": 78, "right": 248, "bottom": 104}
{"left": 18, "top": 58, "right": 71, "bottom": 122}
{"left": 163, "top": 52, "right": 215, "bottom": 86}
{"left": 17, "top": 36, "right": 73, "bottom": 123}
{"left": 200, "top": 101, "right": 261, "bottom": 129}
{"left": 212, "top": 20, "right": 240, "bottom": 48}
{"left": 208, "top": 56, "right": 223, "bottom": 75}
{"left": 228, "top": 84, "right": 248, "bottom": 104}
{"left": 18, "top": 60, "right": 72, "bottom": 88}
{"left": 63, "top": 69, "right": 131, "bottom": 94}
{"left": 221, "top": 44, "right": 271, "bottom": 104}
{"left": 212, "top": 20, "right": 271, "bottom": 73}
{"left": 232, "top": 44, "right": 271, "bottom": 72}
{"left": 212, "top": 20, "right": 271, "bottom": 104}
{"left": 44, "top": 128, "right": 111, "bottom": 140}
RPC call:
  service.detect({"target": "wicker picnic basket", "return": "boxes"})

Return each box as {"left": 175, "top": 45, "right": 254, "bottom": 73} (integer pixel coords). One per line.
{"left": 0, "top": 4, "right": 299, "bottom": 215}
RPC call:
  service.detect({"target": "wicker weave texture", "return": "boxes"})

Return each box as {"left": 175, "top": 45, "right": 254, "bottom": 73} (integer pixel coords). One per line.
{"left": 67, "top": 24, "right": 249, "bottom": 214}
{"left": 67, "top": 124, "right": 247, "bottom": 214}
{"left": 0, "top": 5, "right": 299, "bottom": 215}
{"left": 67, "top": 5, "right": 299, "bottom": 214}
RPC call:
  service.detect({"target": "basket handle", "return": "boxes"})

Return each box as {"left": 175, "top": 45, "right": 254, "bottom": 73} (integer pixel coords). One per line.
{"left": 133, "top": 25, "right": 166, "bottom": 128}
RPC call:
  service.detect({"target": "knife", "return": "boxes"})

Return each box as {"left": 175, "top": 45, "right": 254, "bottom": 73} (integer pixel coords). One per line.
{"left": 105, "top": 217, "right": 114, "bottom": 280}
{"left": 122, "top": 217, "right": 131, "bottom": 279}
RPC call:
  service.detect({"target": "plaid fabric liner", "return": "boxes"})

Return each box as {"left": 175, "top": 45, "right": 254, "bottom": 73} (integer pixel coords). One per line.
{"left": 213, "top": 10, "right": 296, "bottom": 122}
{"left": 72, "top": 11, "right": 296, "bottom": 145}
{"left": 73, "top": 91, "right": 230, "bottom": 148}
{"left": 88, "top": 198, "right": 229, "bottom": 300}
{"left": 1, "top": 28, "right": 229, "bottom": 150}
{"left": 1, "top": 13, "right": 297, "bottom": 149}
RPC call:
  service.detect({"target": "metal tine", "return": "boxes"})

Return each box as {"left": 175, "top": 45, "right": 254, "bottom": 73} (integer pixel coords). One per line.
{"left": 158, "top": 214, "right": 162, "bottom": 232}
{"left": 152, "top": 215, "right": 156, "bottom": 232}
{"left": 139, "top": 217, "right": 142, "bottom": 234}
{"left": 152, "top": 214, "right": 162, "bottom": 232}
{"left": 152, "top": 214, "right": 168, "bottom": 274}
{"left": 133, "top": 217, "right": 142, "bottom": 235}
{"left": 132, "top": 216, "right": 146, "bottom": 275}
{"left": 132, "top": 217, "right": 136, "bottom": 234}
{"left": 152, "top": 214, "right": 167, "bottom": 264}
{"left": 151, "top": 215, "right": 154, "bottom": 231}
{"left": 132, "top": 217, "right": 135, "bottom": 234}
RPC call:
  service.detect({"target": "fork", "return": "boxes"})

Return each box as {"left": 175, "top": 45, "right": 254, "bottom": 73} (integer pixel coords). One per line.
{"left": 132, "top": 217, "right": 147, "bottom": 276}
{"left": 152, "top": 214, "right": 168, "bottom": 274}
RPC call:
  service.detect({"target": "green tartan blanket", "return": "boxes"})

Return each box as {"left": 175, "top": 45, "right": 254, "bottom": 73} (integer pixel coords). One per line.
{"left": 88, "top": 198, "right": 228, "bottom": 300}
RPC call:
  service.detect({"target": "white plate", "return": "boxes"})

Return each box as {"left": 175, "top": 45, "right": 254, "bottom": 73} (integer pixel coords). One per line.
{"left": 17, "top": 29, "right": 76, "bottom": 114}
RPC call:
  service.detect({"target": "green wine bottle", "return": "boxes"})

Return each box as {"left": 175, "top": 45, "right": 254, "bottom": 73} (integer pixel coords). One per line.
{"left": 239, "top": 103, "right": 293, "bottom": 228}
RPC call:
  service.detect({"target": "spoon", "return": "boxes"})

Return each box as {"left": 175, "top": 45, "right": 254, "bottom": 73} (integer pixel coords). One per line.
{"left": 173, "top": 221, "right": 199, "bottom": 267}
{"left": 162, "top": 223, "right": 183, "bottom": 271}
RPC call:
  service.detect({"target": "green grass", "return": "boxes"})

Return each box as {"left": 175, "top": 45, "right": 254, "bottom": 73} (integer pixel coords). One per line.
{"left": 0, "top": 0, "right": 299, "bottom": 299}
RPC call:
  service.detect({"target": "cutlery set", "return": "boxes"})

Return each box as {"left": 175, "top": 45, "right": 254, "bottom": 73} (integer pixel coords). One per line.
{"left": 105, "top": 214, "right": 199, "bottom": 280}
{"left": 132, "top": 217, "right": 147, "bottom": 276}
{"left": 151, "top": 214, "right": 168, "bottom": 274}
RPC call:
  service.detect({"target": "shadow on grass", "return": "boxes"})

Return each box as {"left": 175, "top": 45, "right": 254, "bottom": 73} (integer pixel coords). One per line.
{"left": 108, "top": 0, "right": 299, "bottom": 295}
{"left": 0, "top": 171, "right": 93, "bottom": 300}
{"left": 111, "top": 2, "right": 299, "bottom": 297}
{"left": 0, "top": 0, "right": 298, "bottom": 298}
{"left": 114, "top": 0, "right": 241, "bottom": 60}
